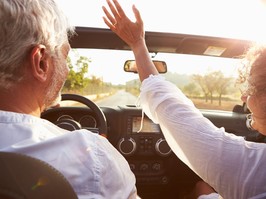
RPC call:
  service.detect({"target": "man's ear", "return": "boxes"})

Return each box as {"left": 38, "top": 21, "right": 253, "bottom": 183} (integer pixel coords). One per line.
{"left": 30, "top": 45, "right": 50, "bottom": 82}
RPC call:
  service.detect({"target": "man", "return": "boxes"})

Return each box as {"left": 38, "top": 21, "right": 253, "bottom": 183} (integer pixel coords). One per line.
{"left": 0, "top": 0, "right": 137, "bottom": 198}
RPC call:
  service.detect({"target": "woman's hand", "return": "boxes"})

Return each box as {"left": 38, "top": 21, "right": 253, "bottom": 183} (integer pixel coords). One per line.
{"left": 102, "top": 0, "right": 159, "bottom": 81}
{"left": 102, "top": 0, "right": 144, "bottom": 50}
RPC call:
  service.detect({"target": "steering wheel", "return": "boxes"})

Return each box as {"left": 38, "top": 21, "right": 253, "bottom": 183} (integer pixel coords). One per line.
{"left": 41, "top": 94, "right": 107, "bottom": 137}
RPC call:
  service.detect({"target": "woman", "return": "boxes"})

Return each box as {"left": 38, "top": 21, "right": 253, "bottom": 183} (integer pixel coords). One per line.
{"left": 102, "top": 0, "right": 266, "bottom": 198}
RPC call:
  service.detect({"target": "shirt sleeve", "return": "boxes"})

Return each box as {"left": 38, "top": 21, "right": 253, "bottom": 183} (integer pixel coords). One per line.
{"left": 139, "top": 75, "right": 266, "bottom": 199}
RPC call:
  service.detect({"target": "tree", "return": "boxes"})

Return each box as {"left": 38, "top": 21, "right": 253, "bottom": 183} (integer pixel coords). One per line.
{"left": 183, "top": 82, "right": 200, "bottom": 97}
{"left": 204, "top": 72, "right": 218, "bottom": 104}
{"left": 192, "top": 74, "right": 209, "bottom": 102}
{"left": 193, "top": 71, "right": 233, "bottom": 106}
{"left": 63, "top": 55, "right": 91, "bottom": 92}
{"left": 214, "top": 72, "right": 232, "bottom": 106}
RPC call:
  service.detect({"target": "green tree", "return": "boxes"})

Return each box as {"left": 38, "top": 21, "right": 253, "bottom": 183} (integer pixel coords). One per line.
{"left": 63, "top": 56, "right": 91, "bottom": 92}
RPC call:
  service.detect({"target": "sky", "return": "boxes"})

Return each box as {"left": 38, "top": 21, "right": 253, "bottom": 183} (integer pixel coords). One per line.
{"left": 56, "top": 0, "right": 266, "bottom": 84}
{"left": 57, "top": 0, "right": 266, "bottom": 41}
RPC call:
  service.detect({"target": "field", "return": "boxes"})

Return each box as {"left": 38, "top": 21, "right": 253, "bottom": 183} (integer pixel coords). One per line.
{"left": 191, "top": 98, "right": 242, "bottom": 111}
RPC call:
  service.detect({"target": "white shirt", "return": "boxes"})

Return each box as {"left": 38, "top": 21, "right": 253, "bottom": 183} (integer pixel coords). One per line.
{"left": 139, "top": 75, "right": 266, "bottom": 199}
{"left": 0, "top": 110, "right": 138, "bottom": 199}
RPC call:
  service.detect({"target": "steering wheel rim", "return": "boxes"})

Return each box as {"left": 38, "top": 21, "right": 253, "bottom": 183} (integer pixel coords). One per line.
{"left": 42, "top": 94, "right": 107, "bottom": 136}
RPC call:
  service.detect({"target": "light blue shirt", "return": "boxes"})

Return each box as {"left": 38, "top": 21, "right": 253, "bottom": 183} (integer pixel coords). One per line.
{"left": 0, "top": 110, "right": 138, "bottom": 199}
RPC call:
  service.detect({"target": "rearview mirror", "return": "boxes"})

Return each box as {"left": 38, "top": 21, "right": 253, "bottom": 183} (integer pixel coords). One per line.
{"left": 124, "top": 60, "right": 167, "bottom": 73}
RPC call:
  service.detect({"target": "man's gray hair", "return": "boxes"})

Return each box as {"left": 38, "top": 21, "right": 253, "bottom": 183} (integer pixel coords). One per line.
{"left": 0, "top": 0, "right": 75, "bottom": 89}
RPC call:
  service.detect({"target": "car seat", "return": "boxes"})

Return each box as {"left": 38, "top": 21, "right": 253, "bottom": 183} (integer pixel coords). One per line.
{"left": 0, "top": 152, "right": 78, "bottom": 199}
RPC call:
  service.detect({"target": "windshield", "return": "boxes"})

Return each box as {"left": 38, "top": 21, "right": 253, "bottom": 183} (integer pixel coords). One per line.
{"left": 62, "top": 48, "right": 243, "bottom": 111}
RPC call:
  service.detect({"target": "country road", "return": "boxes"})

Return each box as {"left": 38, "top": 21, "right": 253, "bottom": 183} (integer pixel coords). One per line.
{"left": 60, "top": 90, "right": 138, "bottom": 107}
{"left": 96, "top": 90, "right": 138, "bottom": 107}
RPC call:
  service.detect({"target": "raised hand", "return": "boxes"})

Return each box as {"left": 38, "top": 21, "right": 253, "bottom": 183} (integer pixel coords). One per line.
{"left": 102, "top": 0, "right": 144, "bottom": 50}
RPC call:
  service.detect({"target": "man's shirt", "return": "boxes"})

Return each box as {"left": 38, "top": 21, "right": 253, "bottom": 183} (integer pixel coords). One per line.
{"left": 0, "top": 110, "right": 137, "bottom": 199}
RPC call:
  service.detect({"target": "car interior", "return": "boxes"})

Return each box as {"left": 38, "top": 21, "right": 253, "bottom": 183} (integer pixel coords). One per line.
{"left": 39, "top": 27, "right": 255, "bottom": 199}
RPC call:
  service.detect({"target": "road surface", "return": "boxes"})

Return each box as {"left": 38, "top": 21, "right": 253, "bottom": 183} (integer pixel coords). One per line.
{"left": 96, "top": 90, "right": 138, "bottom": 107}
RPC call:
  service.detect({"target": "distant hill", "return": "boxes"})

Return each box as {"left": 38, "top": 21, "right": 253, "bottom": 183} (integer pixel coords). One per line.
{"left": 126, "top": 72, "right": 193, "bottom": 89}
{"left": 162, "top": 72, "right": 192, "bottom": 88}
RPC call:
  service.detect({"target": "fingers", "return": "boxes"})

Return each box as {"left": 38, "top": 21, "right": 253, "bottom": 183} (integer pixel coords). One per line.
{"left": 132, "top": 4, "right": 143, "bottom": 27}
{"left": 102, "top": 0, "right": 130, "bottom": 27}
{"left": 102, "top": 0, "right": 144, "bottom": 47}
{"left": 112, "top": 0, "right": 126, "bottom": 18}
{"left": 102, "top": 6, "right": 116, "bottom": 30}
{"left": 102, "top": 0, "right": 122, "bottom": 30}
{"left": 106, "top": 0, "right": 120, "bottom": 20}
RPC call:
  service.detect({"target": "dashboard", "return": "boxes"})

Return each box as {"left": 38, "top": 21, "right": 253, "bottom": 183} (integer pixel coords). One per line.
{"left": 41, "top": 104, "right": 251, "bottom": 199}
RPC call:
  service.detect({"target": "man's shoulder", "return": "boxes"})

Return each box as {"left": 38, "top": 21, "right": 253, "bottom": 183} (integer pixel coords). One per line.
{"left": 57, "top": 130, "right": 112, "bottom": 153}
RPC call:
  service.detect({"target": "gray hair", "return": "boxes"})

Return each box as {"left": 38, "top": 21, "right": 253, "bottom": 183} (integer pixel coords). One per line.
{"left": 0, "top": 0, "right": 75, "bottom": 89}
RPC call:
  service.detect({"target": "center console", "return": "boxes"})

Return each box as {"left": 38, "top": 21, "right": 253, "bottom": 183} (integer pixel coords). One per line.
{"left": 118, "top": 116, "right": 171, "bottom": 157}
{"left": 117, "top": 112, "right": 172, "bottom": 185}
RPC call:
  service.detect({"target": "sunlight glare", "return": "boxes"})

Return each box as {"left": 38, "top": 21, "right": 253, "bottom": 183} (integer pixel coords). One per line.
{"left": 57, "top": 0, "right": 266, "bottom": 43}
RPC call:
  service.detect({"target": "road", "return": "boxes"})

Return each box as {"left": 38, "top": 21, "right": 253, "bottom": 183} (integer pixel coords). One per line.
{"left": 60, "top": 90, "right": 138, "bottom": 107}
{"left": 96, "top": 90, "right": 138, "bottom": 107}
